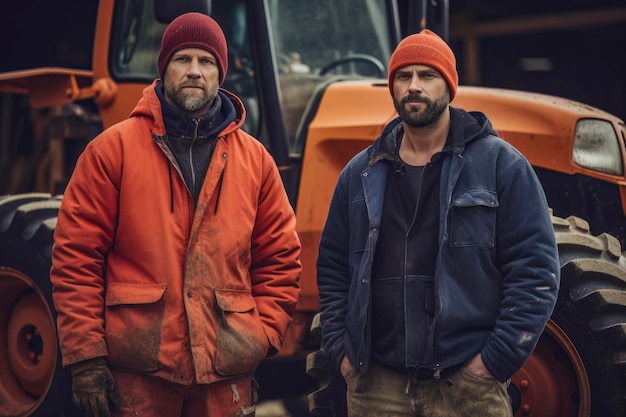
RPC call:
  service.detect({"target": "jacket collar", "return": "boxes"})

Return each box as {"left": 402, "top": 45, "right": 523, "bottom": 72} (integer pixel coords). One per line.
{"left": 129, "top": 80, "right": 247, "bottom": 138}
{"left": 155, "top": 84, "right": 234, "bottom": 140}
{"left": 369, "top": 106, "right": 495, "bottom": 166}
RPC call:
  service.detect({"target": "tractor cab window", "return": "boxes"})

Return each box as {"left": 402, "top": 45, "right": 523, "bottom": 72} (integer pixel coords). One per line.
{"left": 266, "top": 0, "right": 392, "bottom": 154}
{"left": 110, "top": 0, "right": 166, "bottom": 80}
{"left": 212, "top": 1, "right": 260, "bottom": 136}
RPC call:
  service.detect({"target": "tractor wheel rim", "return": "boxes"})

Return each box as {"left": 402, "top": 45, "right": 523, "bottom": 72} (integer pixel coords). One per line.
{"left": 511, "top": 319, "right": 591, "bottom": 417}
{"left": 0, "top": 267, "right": 57, "bottom": 416}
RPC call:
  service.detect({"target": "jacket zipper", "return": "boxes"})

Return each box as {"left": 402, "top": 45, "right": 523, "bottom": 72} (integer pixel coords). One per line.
{"left": 188, "top": 119, "right": 199, "bottom": 198}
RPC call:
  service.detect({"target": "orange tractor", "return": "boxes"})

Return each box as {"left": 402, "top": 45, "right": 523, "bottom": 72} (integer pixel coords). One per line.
{"left": 1, "top": 1, "right": 625, "bottom": 416}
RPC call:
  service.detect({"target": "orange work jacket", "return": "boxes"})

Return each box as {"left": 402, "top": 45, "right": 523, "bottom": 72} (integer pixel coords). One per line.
{"left": 50, "top": 81, "right": 302, "bottom": 385}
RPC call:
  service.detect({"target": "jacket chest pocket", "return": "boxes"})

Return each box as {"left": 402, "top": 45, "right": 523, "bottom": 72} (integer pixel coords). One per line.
{"left": 450, "top": 190, "right": 498, "bottom": 248}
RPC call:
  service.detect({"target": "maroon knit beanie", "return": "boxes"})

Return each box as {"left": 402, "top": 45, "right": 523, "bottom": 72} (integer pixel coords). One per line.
{"left": 157, "top": 12, "right": 228, "bottom": 85}
{"left": 387, "top": 29, "right": 458, "bottom": 100}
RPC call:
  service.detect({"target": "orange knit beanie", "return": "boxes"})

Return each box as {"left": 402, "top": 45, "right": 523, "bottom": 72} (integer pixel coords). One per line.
{"left": 387, "top": 29, "right": 458, "bottom": 100}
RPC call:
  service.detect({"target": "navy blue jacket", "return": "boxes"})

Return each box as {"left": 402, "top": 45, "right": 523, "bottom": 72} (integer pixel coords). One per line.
{"left": 316, "top": 107, "right": 560, "bottom": 388}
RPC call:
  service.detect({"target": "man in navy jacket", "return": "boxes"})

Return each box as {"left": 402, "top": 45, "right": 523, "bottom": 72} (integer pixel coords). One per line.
{"left": 316, "top": 29, "right": 559, "bottom": 416}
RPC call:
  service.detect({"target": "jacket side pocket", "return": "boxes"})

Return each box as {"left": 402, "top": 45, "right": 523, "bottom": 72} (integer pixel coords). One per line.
{"left": 105, "top": 283, "right": 166, "bottom": 372}
{"left": 213, "top": 289, "right": 269, "bottom": 377}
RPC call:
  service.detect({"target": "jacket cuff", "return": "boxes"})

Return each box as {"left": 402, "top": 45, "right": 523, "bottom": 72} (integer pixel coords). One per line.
{"left": 68, "top": 357, "right": 107, "bottom": 376}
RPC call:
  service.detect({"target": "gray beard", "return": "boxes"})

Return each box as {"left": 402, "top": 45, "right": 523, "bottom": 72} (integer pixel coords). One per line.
{"left": 172, "top": 90, "right": 215, "bottom": 113}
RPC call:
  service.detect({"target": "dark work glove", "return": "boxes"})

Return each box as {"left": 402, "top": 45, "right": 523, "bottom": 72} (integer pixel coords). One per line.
{"left": 70, "top": 359, "right": 122, "bottom": 417}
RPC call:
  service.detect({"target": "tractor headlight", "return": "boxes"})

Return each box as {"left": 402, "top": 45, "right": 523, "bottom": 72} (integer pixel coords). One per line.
{"left": 572, "top": 118, "right": 623, "bottom": 176}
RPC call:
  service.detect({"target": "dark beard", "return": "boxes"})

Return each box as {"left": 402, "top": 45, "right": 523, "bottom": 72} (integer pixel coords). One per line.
{"left": 394, "top": 93, "right": 449, "bottom": 127}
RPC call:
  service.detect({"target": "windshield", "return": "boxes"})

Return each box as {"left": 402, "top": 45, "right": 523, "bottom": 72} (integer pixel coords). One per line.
{"left": 109, "top": 0, "right": 392, "bottom": 148}
{"left": 267, "top": 0, "right": 390, "bottom": 76}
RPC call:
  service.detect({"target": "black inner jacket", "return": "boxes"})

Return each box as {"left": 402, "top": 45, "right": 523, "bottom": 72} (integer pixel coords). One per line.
{"left": 370, "top": 154, "right": 441, "bottom": 372}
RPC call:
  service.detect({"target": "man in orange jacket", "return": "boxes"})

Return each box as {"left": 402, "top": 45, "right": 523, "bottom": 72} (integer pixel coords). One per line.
{"left": 50, "top": 12, "right": 302, "bottom": 417}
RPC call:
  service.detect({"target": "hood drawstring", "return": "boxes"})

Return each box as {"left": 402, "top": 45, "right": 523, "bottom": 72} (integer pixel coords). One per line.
{"left": 168, "top": 163, "right": 174, "bottom": 212}
{"left": 214, "top": 169, "right": 224, "bottom": 214}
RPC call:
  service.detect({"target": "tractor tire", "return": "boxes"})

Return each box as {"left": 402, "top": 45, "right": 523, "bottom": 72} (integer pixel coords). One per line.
{"left": 307, "top": 213, "right": 626, "bottom": 417}
{"left": 0, "top": 193, "right": 79, "bottom": 417}
{"left": 512, "top": 214, "right": 626, "bottom": 417}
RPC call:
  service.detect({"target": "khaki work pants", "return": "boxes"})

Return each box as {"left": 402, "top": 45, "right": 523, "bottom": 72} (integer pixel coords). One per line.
{"left": 109, "top": 369, "right": 256, "bottom": 417}
{"left": 346, "top": 361, "right": 512, "bottom": 417}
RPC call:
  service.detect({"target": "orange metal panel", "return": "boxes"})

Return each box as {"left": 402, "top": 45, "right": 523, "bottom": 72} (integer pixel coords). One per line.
{"left": 91, "top": 0, "right": 146, "bottom": 129}
{"left": 0, "top": 68, "right": 94, "bottom": 108}
{"left": 452, "top": 86, "right": 626, "bottom": 185}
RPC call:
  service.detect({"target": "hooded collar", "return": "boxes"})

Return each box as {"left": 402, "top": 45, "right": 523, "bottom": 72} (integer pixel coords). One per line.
{"left": 369, "top": 106, "right": 497, "bottom": 166}
{"left": 155, "top": 84, "right": 235, "bottom": 141}
{"left": 129, "top": 80, "right": 247, "bottom": 139}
